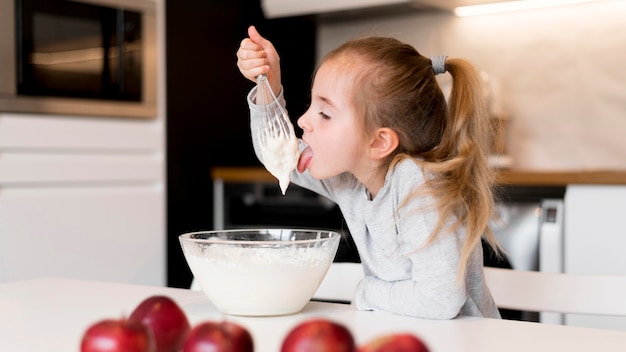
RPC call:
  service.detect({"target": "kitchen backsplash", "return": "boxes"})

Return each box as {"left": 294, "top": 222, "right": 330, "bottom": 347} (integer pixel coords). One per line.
{"left": 317, "top": 0, "right": 626, "bottom": 171}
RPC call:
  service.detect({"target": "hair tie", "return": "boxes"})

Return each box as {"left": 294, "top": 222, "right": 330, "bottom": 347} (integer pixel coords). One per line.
{"left": 430, "top": 55, "right": 447, "bottom": 75}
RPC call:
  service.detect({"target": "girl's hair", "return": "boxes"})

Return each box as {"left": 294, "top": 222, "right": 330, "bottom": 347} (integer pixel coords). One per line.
{"left": 320, "top": 37, "right": 501, "bottom": 280}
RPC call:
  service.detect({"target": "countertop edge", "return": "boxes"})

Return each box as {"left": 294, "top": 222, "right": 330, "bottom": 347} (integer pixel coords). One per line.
{"left": 212, "top": 167, "right": 626, "bottom": 186}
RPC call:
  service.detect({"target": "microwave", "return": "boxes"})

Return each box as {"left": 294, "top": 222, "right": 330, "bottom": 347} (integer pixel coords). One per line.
{"left": 0, "top": 0, "right": 157, "bottom": 118}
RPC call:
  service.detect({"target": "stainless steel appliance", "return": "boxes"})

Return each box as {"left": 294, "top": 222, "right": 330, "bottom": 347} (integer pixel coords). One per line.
{"left": 490, "top": 186, "right": 566, "bottom": 322}
{"left": 0, "top": 0, "right": 157, "bottom": 118}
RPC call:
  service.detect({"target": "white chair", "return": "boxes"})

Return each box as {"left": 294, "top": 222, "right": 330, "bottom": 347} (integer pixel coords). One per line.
{"left": 484, "top": 267, "right": 626, "bottom": 324}
{"left": 190, "top": 278, "right": 201, "bottom": 291}
{"left": 313, "top": 262, "right": 364, "bottom": 303}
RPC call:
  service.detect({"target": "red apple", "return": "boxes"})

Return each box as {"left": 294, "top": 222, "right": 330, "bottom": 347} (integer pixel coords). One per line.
{"left": 182, "top": 321, "right": 254, "bottom": 352}
{"left": 281, "top": 318, "right": 355, "bottom": 352}
{"left": 80, "top": 318, "right": 155, "bottom": 352}
{"left": 128, "top": 295, "right": 191, "bottom": 352}
{"left": 358, "top": 333, "right": 429, "bottom": 352}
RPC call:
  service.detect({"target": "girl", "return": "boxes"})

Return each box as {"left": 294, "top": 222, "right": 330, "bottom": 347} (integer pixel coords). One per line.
{"left": 236, "top": 25, "right": 502, "bottom": 319}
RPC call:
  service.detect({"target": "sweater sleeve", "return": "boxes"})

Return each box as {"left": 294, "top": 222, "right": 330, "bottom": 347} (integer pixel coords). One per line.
{"left": 247, "top": 86, "right": 278, "bottom": 163}
{"left": 354, "top": 234, "right": 467, "bottom": 319}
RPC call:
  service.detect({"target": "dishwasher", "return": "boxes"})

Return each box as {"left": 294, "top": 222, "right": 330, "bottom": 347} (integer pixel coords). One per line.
{"left": 487, "top": 185, "right": 566, "bottom": 322}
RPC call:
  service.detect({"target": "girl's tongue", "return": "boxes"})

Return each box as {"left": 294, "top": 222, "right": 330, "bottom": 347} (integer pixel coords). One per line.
{"left": 297, "top": 145, "right": 313, "bottom": 173}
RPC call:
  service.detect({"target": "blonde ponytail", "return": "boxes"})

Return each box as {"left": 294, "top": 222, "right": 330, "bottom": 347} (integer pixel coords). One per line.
{"left": 420, "top": 58, "right": 501, "bottom": 280}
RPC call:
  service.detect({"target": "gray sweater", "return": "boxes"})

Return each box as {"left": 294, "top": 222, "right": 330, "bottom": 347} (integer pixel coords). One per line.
{"left": 247, "top": 88, "right": 500, "bottom": 320}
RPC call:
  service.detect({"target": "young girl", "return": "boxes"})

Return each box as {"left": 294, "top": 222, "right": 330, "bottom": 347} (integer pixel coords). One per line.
{"left": 237, "top": 25, "right": 502, "bottom": 319}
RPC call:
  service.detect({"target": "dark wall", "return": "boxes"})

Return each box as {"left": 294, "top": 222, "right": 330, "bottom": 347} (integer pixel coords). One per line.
{"left": 165, "top": 0, "right": 317, "bottom": 288}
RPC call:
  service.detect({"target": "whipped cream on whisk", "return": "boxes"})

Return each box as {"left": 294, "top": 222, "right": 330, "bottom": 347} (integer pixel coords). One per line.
{"left": 259, "top": 133, "right": 299, "bottom": 195}
{"left": 255, "top": 74, "right": 299, "bottom": 195}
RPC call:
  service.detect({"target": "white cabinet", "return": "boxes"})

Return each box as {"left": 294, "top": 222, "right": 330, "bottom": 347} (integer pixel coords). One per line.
{"left": 0, "top": 0, "right": 166, "bottom": 286}
{"left": 564, "top": 185, "right": 626, "bottom": 330}
{"left": 0, "top": 185, "right": 164, "bottom": 285}
{"left": 0, "top": 113, "right": 165, "bottom": 286}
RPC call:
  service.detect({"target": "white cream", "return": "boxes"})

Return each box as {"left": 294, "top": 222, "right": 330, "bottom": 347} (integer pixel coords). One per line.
{"left": 259, "top": 134, "right": 299, "bottom": 195}
{"left": 186, "top": 244, "right": 332, "bottom": 316}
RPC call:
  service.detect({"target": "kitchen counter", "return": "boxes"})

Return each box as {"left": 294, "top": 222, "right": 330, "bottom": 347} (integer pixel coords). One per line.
{"left": 496, "top": 170, "right": 626, "bottom": 186}
{"left": 4, "top": 277, "right": 626, "bottom": 351}
{"left": 212, "top": 166, "right": 626, "bottom": 186}
{"left": 210, "top": 167, "right": 626, "bottom": 229}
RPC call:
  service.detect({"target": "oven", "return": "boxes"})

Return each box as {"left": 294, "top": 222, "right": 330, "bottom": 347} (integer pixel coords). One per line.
{"left": 0, "top": 0, "right": 157, "bottom": 118}
{"left": 218, "top": 182, "right": 360, "bottom": 263}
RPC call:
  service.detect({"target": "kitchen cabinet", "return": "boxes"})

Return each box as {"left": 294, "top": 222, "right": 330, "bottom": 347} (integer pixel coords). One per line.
{"left": 0, "top": 186, "right": 164, "bottom": 284}
{"left": 0, "top": 113, "right": 166, "bottom": 286}
{"left": 564, "top": 185, "right": 626, "bottom": 330}
{"left": 260, "top": 0, "right": 525, "bottom": 18}
{"left": 0, "top": 0, "right": 166, "bottom": 286}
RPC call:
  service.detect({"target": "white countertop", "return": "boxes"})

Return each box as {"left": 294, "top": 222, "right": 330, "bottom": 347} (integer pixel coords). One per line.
{"left": 2, "top": 277, "right": 626, "bottom": 351}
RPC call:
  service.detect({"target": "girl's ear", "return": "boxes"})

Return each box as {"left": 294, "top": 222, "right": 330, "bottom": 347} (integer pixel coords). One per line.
{"left": 369, "top": 127, "right": 399, "bottom": 160}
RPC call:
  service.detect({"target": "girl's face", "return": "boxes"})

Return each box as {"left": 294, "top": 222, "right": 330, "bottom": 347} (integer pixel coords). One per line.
{"left": 297, "top": 59, "right": 367, "bottom": 180}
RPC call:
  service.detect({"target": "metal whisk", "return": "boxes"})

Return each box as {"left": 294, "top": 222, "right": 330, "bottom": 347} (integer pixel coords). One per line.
{"left": 255, "top": 74, "right": 299, "bottom": 195}
{"left": 256, "top": 74, "right": 295, "bottom": 144}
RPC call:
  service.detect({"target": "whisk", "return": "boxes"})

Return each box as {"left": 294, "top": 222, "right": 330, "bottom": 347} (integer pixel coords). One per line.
{"left": 255, "top": 74, "right": 300, "bottom": 195}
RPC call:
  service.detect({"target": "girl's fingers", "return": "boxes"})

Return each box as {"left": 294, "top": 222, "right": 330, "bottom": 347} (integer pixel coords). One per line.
{"left": 239, "top": 38, "right": 264, "bottom": 54}
{"left": 236, "top": 55, "right": 269, "bottom": 80}
{"left": 236, "top": 26, "right": 276, "bottom": 81}
{"left": 245, "top": 66, "right": 269, "bottom": 79}
{"left": 238, "top": 57, "right": 268, "bottom": 72}
{"left": 247, "top": 26, "right": 265, "bottom": 47}
{"left": 247, "top": 26, "right": 277, "bottom": 61}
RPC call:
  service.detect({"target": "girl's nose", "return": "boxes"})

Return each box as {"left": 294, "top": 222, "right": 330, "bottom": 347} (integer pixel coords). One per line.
{"left": 297, "top": 110, "right": 310, "bottom": 132}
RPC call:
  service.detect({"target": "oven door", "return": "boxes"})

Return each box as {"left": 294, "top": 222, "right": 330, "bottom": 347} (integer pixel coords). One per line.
{"left": 16, "top": 0, "right": 143, "bottom": 101}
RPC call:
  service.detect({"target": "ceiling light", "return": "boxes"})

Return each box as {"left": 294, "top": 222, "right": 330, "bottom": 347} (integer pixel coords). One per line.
{"left": 454, "top": 0, "right": 598, "bottom": 17}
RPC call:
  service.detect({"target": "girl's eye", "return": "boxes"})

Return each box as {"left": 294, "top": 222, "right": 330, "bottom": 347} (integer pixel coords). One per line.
{"left": 318, "top": 112, "right": 331, "bottom": 120}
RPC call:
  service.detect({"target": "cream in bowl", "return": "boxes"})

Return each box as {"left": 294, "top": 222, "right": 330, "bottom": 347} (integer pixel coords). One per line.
{"left": 179, "top": 229, "right": 341, "bottom": 316}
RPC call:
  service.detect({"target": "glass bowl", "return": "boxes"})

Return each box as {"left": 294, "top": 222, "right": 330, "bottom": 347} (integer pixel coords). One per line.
{"left": 179, "top": 229, "right": 341, "bottom": 316}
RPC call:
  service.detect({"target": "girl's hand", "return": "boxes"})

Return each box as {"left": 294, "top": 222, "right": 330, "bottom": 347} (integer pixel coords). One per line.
{"left": 236, "top": 25, "right": 282, "bottom": 97}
